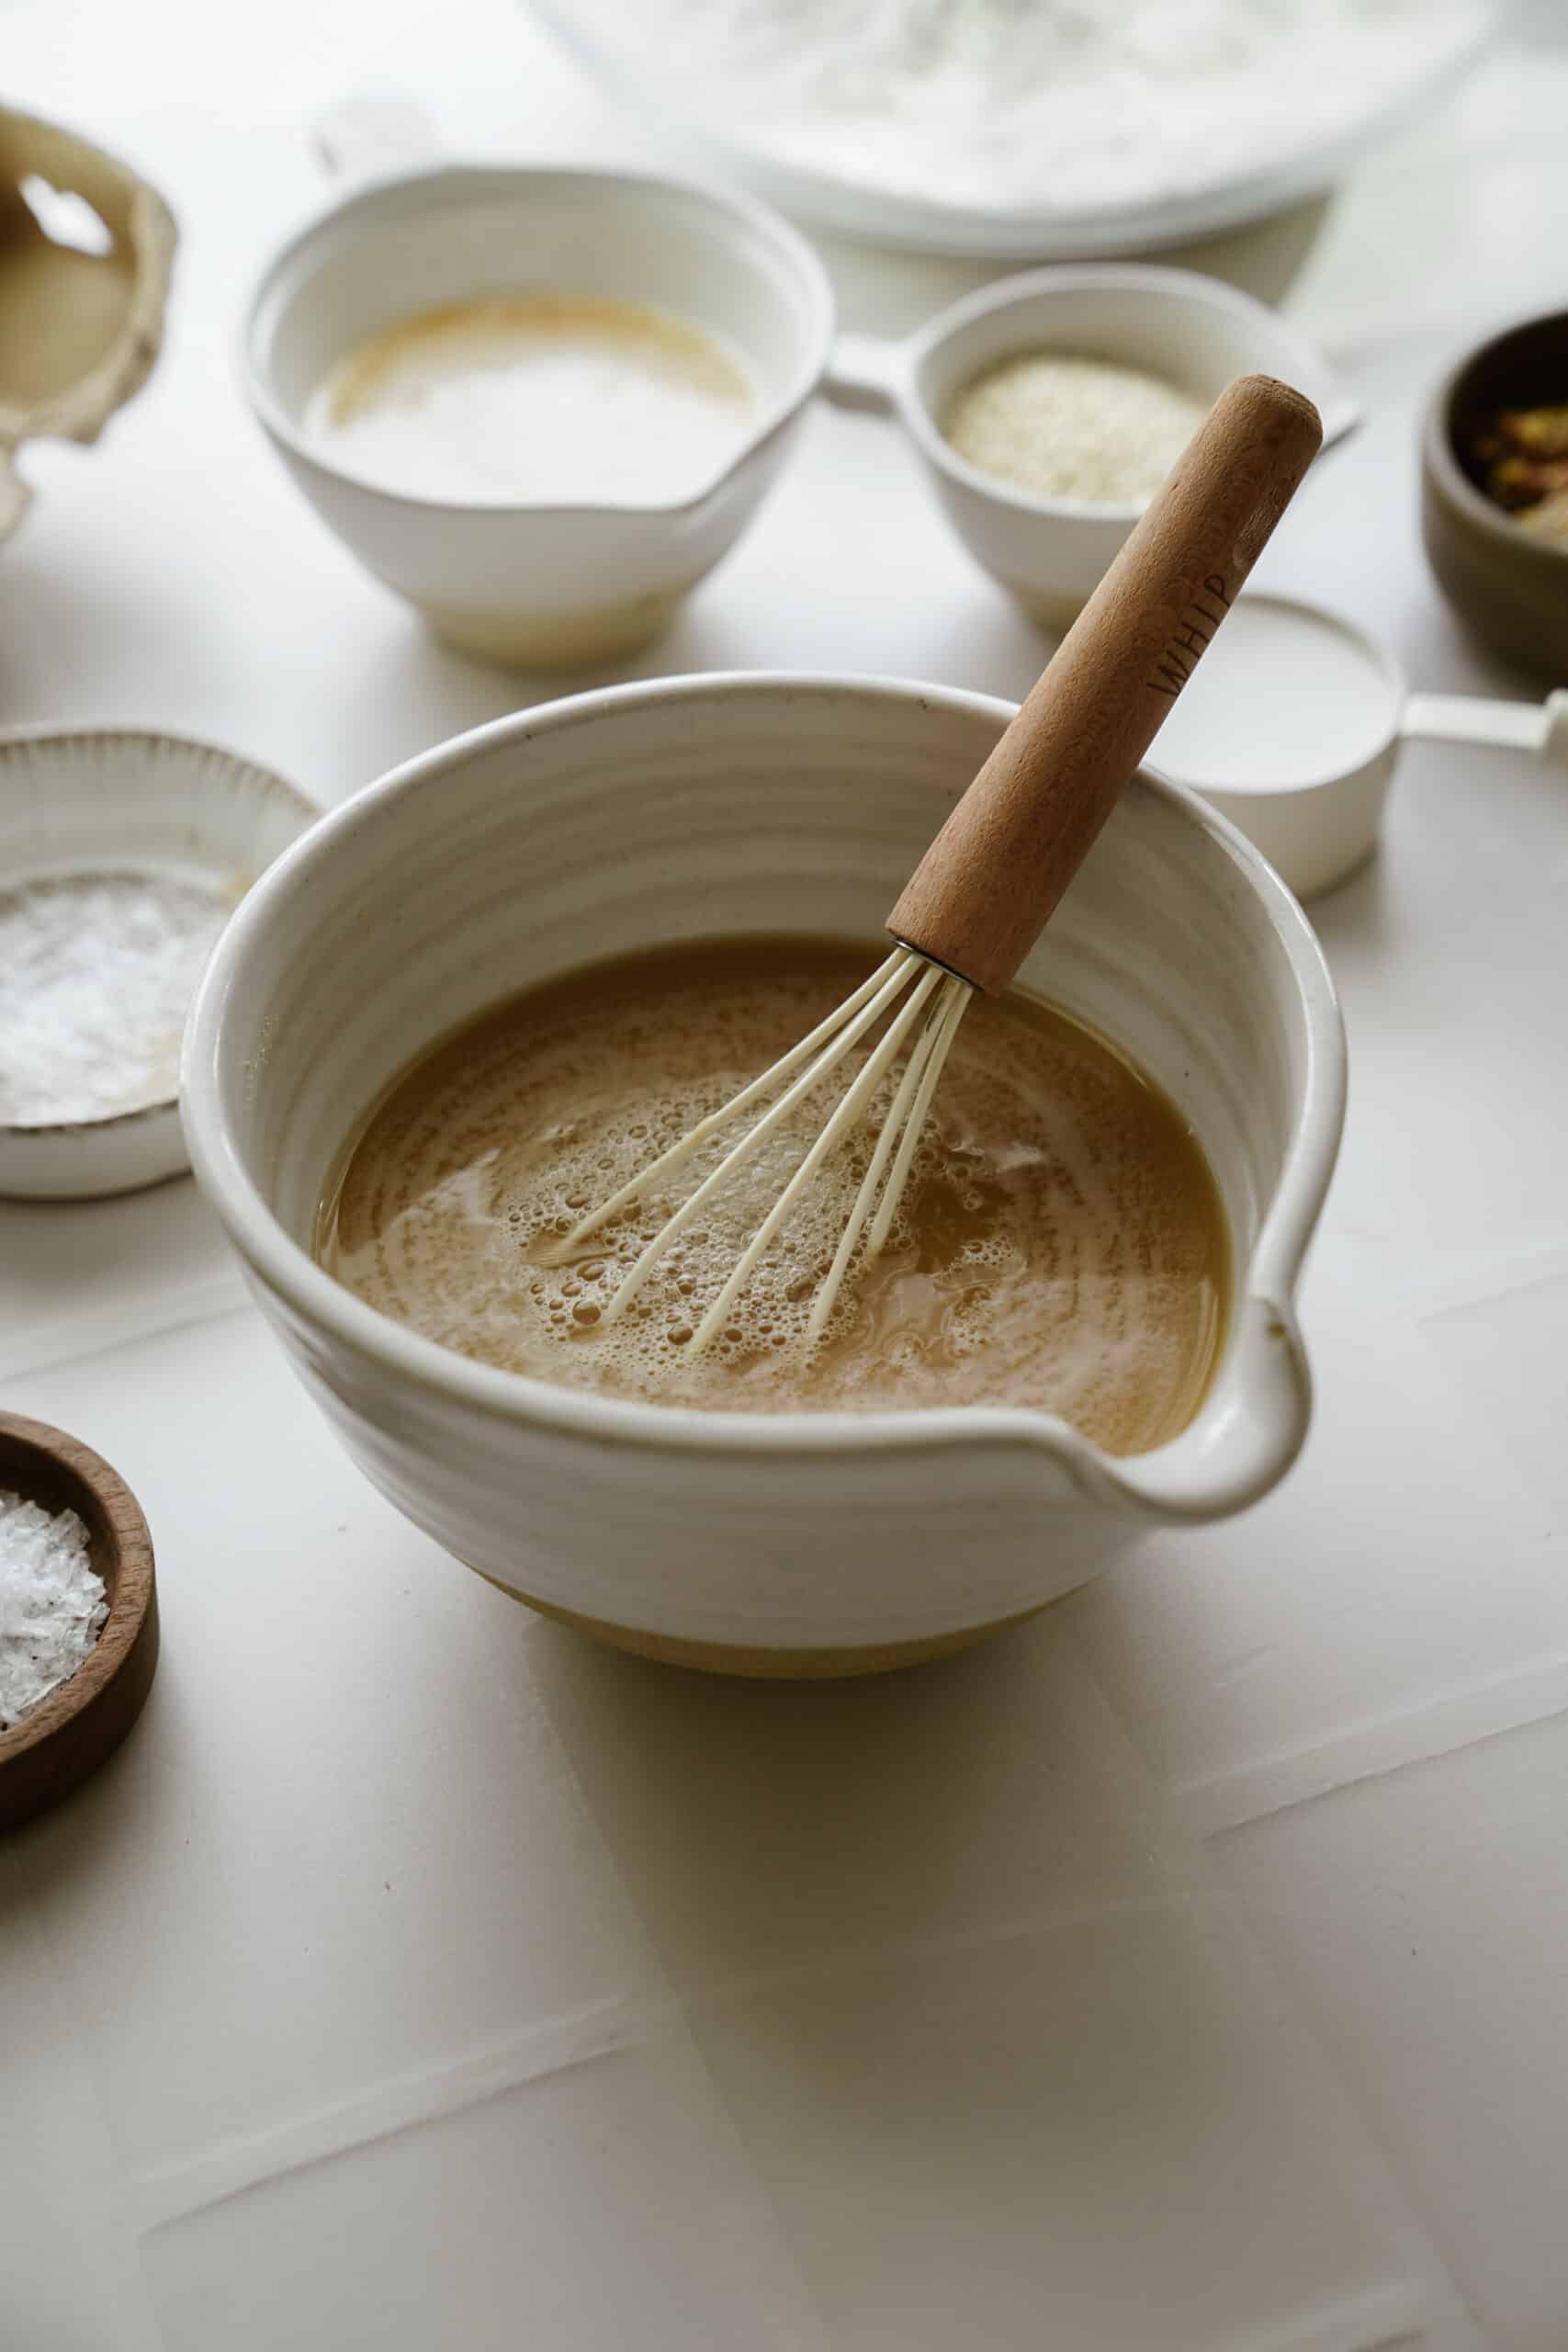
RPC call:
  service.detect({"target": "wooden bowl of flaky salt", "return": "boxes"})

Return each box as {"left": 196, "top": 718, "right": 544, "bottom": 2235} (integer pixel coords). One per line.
{"left": 0, "top": 1412, "right": 157, "bottom": 1832}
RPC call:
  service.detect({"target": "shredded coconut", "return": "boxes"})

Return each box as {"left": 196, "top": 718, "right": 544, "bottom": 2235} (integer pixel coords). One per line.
{"left": 0, "top": 1489, "right": 108, "bottom": 1727}
{"left": 944, "top": 353, "right": 1208, "bottom": 504}
{"left": 583, "top": 0, "right": 1488, "bottom": 214}
{"left": 0, "top": 868, "right": 235, "bottom": 1126}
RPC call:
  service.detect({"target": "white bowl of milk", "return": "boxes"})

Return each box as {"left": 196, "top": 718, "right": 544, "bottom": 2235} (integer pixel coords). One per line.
{"left": 242, "top": 159, "right": 833, "bottom": 668}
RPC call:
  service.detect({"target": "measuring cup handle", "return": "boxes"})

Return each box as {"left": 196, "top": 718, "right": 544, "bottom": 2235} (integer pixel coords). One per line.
{"left": 821, "top": 333, "right": 904, "bottom": 417}
{"left": 313, "top": 93, "right": 443, "bottom": 186}
{"left": 1315, "top": 384, "right": 1362, "bottom": 451}
{"left": 1543, "top": 690, "right": 1568, "bottom": 770}
{"left": 1403, "top": 690, "right": 1568, "bottom": 763}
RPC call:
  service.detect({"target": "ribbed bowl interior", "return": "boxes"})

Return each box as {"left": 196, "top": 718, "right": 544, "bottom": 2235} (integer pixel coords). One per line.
{"left": 212, "top": 677, "right": 1310, "bottom": 1295}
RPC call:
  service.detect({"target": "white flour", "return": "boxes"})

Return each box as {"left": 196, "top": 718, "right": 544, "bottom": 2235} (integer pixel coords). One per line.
{"left": 595, "top": 0, "right": 1489, "bottom": 211}
{"left": 0, "top": 1489, "right": 107, "bottom": 1727}
{"left": 0, "top": 867, "right": 235, "bottom": 1126}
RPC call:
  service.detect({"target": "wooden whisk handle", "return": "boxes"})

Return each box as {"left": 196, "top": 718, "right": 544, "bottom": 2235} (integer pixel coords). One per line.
{"left": 886, "top": 373, "right": 1324, "bottom": 993}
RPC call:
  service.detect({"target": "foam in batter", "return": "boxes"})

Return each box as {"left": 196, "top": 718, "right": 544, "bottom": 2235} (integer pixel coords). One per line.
{"left": 319, "top": 937, "right": 1229, "bottom": 1453}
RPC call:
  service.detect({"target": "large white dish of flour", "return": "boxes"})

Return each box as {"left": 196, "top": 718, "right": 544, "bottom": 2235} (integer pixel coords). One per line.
{"left": 529, "top": 0, "right": 1495, "bottom": 258}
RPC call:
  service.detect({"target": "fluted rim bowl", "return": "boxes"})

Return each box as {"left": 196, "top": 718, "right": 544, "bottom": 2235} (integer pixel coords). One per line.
{"left": 183, "top": 675, "right": 1345, "bottom": 1580}
{"left": 0, "top": 727, "right": 317, "bottom": 1199}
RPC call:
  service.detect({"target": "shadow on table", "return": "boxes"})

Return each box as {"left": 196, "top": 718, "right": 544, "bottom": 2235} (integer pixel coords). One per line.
{"left": 1298, "top": 842, "right": 1393, "bottom": 972}
{"left": 530, "top": 1613, "right": 1108, "bottom": 2005}
{"left": 311, "top": 586, "right": 784, "bottom": 790}
{"left": 525, "top": 1592, "right": 1222, "bottom": 2019}
{"left": 820, "top": 192, "right": 1337, "bottom": 343}
{"left": 525, "top": 1604, "right": 1392, "bottom": 2335}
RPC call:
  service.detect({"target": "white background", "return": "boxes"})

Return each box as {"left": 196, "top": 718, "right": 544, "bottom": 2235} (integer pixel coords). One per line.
{"left": 4, "top": 4, "right": 1568, "bottom": 2345}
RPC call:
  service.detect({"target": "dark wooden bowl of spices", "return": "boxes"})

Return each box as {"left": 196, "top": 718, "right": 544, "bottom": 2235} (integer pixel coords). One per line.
{"left": 1422, "top": 307, "right": 1568, "bottom": 678}
{"left": 0, "top": 1412, "right": 158, "bottom": 1832}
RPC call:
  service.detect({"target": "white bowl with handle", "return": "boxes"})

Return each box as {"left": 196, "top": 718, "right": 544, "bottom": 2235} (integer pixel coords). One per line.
{"left": 183, "top": 673, "right": 1345, "bottom": 1678}
{"left": 241, "top": 155, "right": 833, "bottom": 669}
{"left": 830, "top": 266, "right": 1359, "bottom": 629}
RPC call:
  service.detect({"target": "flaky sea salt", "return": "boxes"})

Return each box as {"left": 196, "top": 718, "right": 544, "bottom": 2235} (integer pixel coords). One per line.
{"left": 0, "top": 1488, "right": 108, "bottom": 1727}
{"left": 0, "top": 867, "right": 235, "bottom": 1127}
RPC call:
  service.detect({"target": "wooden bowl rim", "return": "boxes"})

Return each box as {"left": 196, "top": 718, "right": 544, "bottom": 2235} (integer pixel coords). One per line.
{"left": 0, "top": 1409, "right": 155, "bottom": 1771}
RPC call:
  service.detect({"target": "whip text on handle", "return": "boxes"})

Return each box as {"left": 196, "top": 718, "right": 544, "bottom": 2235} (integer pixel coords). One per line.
{"left": 1148, "top": 571, "right": 1233, "bottom": 699}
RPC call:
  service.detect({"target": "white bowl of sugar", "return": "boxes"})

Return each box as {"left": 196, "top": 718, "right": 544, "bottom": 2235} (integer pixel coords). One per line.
{"left": 241, "top": 163, "right": 833, "bottom": 669}
{"left": 831, "top": 265, "right": 1358, "bottom": 629}
{"left": 0, "top": 729, "right": 317, "bottom": 1200}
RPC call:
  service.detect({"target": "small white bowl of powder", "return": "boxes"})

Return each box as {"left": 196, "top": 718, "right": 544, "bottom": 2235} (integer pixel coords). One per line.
{"left": 829, "top": 262, "right": 1358, "bottom": 630}
{"left": 0, "top": 729, "right": 317, "bottom": 1199}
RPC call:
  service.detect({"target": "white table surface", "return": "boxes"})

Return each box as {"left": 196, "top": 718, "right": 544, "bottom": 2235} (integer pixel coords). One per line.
{"left": 4, "top": 6, "right": 1567, "bottom": 2346}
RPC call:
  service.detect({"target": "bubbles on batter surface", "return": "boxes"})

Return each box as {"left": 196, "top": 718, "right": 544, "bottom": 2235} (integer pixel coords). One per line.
{"left": 321, "top": 937, "right": 1228, "bottom": 1452}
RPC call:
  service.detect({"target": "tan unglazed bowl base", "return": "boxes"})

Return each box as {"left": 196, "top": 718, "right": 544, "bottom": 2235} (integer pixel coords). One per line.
{"left": 472, "top": 1567, "right": 1043, "bottom": 1679}
{"left": 421, "top": 583, "right": 689, "bottom": 671}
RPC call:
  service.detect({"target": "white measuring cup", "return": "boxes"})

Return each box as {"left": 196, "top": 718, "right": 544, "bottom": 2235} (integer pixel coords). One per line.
{"left": 1142, "top": 593, "right": 1568, "bottom": 899}
{"left": 827, "top": 265, "right": 1359, "bottom": 628}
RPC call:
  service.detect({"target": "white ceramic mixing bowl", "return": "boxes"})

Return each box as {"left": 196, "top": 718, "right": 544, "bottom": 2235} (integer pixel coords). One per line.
{"left": 241, "top": 165, "right": 833, "bottom": 667}
{"left": 183, "top": 676, "right": 1345, "bottom": 1676}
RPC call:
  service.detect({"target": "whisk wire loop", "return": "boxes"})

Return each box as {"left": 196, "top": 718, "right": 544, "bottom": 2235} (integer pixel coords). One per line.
{"left": 685, "top": 956, "right": 947, "bottom": 1356}
{"left": 585, "top": 946, "right": 924, "bottom": 1333}
{"left": 565, "top": 944, "right": 976, "bottom": 1358}
{"left": 566, "top": 945, "right": 911, "bottom": 1253}
{"left": 865, "top": 978, "right": 970, "bottom": 1259}
{"left": 806, "top": 971, "right": 972, "bottom": 1345}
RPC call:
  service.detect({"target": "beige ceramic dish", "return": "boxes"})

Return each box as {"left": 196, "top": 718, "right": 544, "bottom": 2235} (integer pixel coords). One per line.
{"left": 1422, "top": 306, "right": 1568, "bottom": 678}
{"left": 184, "top": 675, "right": 1345, "bottom": 1679}
{"left": 0, "top": 106, "right": 175, "bottom": 541}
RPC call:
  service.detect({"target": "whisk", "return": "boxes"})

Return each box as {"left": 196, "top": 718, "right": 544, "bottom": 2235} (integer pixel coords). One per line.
{"left": 564, "top": 375, "right": 1324, "bottom": 1352}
